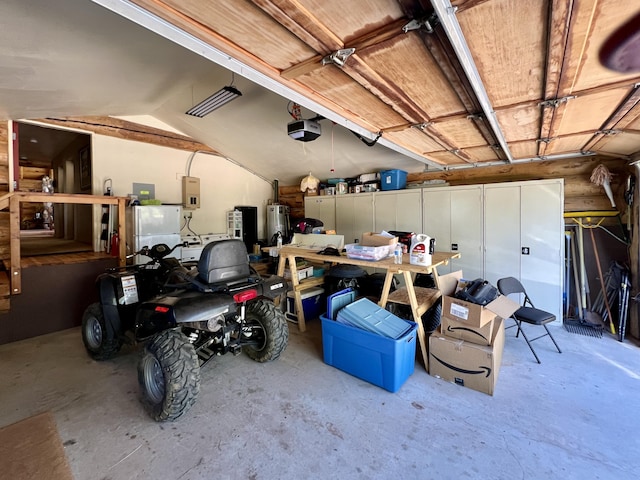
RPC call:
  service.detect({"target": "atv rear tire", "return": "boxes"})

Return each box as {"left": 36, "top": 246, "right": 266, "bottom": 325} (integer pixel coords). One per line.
{"left": 243, "top": 299, "right": 289, "bottom": 362}
{"left": 81, "top": 302, "right": 122, "bottom": 360}
{"left": 138, "top": 329, "right": 200, "bottom": 422}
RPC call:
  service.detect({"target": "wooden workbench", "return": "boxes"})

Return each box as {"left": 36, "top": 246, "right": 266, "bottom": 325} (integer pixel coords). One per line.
{"left": 277, "top": 246, "right": 460, "bottom": 369}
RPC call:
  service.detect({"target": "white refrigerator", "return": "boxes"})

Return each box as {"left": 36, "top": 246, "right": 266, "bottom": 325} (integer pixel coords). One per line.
{"left": 126, "top": 205, "right": 182, "bottom": 264}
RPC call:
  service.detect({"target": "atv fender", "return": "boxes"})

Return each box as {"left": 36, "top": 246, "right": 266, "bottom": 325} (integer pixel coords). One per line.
{"left": 135, "top": 292, "right": 238, "bottom": 339}
{"left": 98, "top": 273, "right": 122, "bottom": 339}
{"left": 256, "top": 275, "right": 288, "bottom": 300}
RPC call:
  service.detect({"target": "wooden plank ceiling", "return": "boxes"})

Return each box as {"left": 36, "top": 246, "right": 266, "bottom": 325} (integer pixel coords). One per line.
{"left": 131, "top": 0, "right": 640, "bottom": 169}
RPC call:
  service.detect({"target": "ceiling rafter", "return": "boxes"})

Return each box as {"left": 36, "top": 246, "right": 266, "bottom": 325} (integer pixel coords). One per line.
{"left": 419, "top": 125, "right": 476, "bottom": 163}
{"left": 482, "top": 78, "right": 640, "bottom": 118}
{"left": 538, "top": 0, "right": 574, "bottom": 157}
{"left": 249, "top": 0, "right": 342, "bottom": 53}
{"left": 280, "top": 17, "right": 410, "bottom": 80}
{"left": 259, "top": 1, "right": 480, "bottom": 162}
{"left": 583, "top": 85, "right": 640, "bottom": 152}
{"left": 450, "top": 0, "right": 492, "bottom": 14}
{"left": 340, "top": 54, "right": 432, "bottom": 122}
{"left": 334, "top": 53, "right": 480, "bottom": 163}
{"left": 118, "top": 0, "right": 639, "bottom": 174}
{"left": 399, "top": 2, "right": 505, "bottom": 162}
{"left": 543, "top": 0, "right": 603, "bottom": 157}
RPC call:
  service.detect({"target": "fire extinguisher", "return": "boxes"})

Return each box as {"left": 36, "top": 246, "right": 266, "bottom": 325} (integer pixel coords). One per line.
{"left": 110, "top": 231, "right": 119, "bottom": 257}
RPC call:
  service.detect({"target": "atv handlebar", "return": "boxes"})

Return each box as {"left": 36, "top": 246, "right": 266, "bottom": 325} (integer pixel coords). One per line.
{"left": 127, "top": 242, "right": 188, "bottom": 261}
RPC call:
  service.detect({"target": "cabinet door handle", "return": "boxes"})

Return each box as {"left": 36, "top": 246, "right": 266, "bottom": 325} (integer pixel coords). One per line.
{"left": 522, "top": 247, "right": 530, "bottom": 255}
{"left": 451, "top": 243, "right": 458, "bottom": 251}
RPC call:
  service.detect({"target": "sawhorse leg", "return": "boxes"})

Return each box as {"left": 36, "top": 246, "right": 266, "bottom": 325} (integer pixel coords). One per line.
{"left": 277, "top": 253, "right": 308, "bottom": 332}
{"left": 402, "top": 270, "right": 429, "bottom": 371}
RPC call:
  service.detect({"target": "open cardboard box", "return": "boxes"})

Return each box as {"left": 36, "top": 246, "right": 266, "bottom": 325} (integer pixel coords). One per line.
{"left": 440, "top": 271, "right": 520, "bottom": 329}
{"left": 361, "top": 232, "right": 398, "bottom": 247}
{"left": 289, "top": 233, "right": 345, "bottom": 250}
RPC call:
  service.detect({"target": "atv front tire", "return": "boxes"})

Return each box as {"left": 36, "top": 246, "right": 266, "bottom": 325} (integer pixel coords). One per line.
{"left": 138, "top": 329, "right": 200, "bottom": 422}
{"left": 81, "top": 302, "right": 122, "bottom": 360}
{"left": 243, "top": 299, "right": 289, "bottom": 362}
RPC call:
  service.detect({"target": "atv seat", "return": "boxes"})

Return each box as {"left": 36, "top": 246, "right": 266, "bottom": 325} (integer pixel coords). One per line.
{"left": 197, "top": 239, "right": 251, "bottom": 285}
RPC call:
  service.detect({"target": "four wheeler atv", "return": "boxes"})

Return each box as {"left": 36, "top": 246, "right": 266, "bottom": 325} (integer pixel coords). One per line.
{"left": 81, "top": 239, "right": 289, "bottom": 421}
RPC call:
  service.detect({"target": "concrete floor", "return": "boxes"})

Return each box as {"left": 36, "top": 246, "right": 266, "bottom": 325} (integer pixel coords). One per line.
{"left": 1, "top": 319, "right": 639, "bottom": 480}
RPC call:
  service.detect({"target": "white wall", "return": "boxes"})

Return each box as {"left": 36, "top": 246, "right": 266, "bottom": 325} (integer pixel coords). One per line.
{"left": 90, "top": 135, "right": 274, "bottom": 250}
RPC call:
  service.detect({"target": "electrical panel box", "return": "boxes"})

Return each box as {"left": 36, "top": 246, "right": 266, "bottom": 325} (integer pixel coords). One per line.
{"left": 182, "top": 176, "right": 200, "bottom": 209}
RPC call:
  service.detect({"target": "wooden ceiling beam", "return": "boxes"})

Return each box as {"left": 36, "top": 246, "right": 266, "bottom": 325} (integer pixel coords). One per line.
{"left": 35, "top": 116, "right": 219, "bottom": 153}
{"left": 420, "top": 25, "right": 504, "bottom": 159}
{"left": 380, "top": 123, "right": 414, "bottom": 133}
{"left": 539, "top": 0, "right": 573, "bottom": 157}
{"left": 490, "top": 79, "right": 640, "bottom": 117}
{"left": 451, "top": 0, "right": 492, "bottom": 14}
{"left": 281, "top": 17, "right": 410, "bottom": 80}
{"left": 350, "top": 18, "right": 410, "bottom": 51}
{"left": 421, "top": 125, "right": 476, "bottom": 163}
{"left": 269, "top": 2, "right": 481, "bottom": 161}
{"left": 344, "top": 55, "right": 431, "bottom": 122}
{"left": 249, "top": 0, "right": 342, "bottom": 53}
{"left": 555, "top": 0, "right": 598, "bottom": 95}
{"left": 280, "top": 55, "right": 324, "bottom": 80}
{"left": 395, "top": 1, "right": 506, "bottom": 159}
{"left": 583, "top": 86, "right": 640, "bottom": 152}
{"left": 288, "top": 59, "right": 470, "bottom": 164}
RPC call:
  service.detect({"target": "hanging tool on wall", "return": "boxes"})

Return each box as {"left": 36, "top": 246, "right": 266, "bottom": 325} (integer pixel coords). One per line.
{"left": 589, "top": 225, "right": 616, "bottom": 335}
{"left": 101, "top": 179, "right": 113, "bottom": 253}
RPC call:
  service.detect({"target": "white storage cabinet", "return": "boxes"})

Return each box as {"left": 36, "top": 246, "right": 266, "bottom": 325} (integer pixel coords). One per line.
{"left": 373, "top": 189, "right": 422, "bottom": 233}
{"left": 335, "top": 193, "right": 374, "bottom": 245}
{"left": 484, "top": 179, "right": 564, "bottom": 320}
{"left": 304, "top": 196, "right": 336, "bottom": 232}
{"left": 422, "top": 185, "right": 484, "bottom": 279}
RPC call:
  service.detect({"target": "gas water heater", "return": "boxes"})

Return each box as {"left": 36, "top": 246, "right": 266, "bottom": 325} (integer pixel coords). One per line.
{"left": 266, "top": 204, "right": 290, "bottom": 245}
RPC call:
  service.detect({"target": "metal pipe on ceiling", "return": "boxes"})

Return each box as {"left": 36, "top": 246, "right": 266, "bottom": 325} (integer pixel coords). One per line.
{"left": 430, "top": 0, "right": 515, "bottom": 164}
{"left": 443, "top": 151, "right": 596, "bottom": 171}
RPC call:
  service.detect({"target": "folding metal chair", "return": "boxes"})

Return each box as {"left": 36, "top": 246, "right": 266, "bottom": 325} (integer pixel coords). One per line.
{"left": 497, "top": 277, "right": 562, "bottom": 363}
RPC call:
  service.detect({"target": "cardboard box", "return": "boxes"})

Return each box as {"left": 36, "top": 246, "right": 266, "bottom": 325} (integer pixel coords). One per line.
{"left": 440, "top": 315, "right": 495, "bottom": 346}
{"left": 429, "top": 317, "right": 505, "bottom": 395}
{"left": 361, "top": 232, "right": 398, "bottom": 247}
{"left": 440, "top": 271, "right": 519, "bottom": 329}
{"left": 320, "top": 315, "right": 417, "bottom": 393}
{"left": 284, "top": 266, "right": 314, "bottom": 281}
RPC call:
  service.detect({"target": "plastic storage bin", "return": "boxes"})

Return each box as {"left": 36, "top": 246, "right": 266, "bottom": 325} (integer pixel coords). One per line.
{"left": 320, "top": 315, "right": 417, "bottom": 392}
{"left": 286, "top": 287, "right": 325, "bottom": 322}
{"left": 380, "top": 169, "right": 407, "bottom": 190}
{"left": 345, "top": 243, "right": 393, "bottom": 261}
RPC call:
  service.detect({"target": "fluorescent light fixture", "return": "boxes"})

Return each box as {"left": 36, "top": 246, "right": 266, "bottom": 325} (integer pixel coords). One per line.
{"left": 185, "top": 86, "right": 242, "bottom": 117}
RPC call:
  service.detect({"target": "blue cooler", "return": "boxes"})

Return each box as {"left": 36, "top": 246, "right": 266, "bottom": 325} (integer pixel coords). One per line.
{"left": 285, "top": 287, "right": 325, "bottom": 322}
